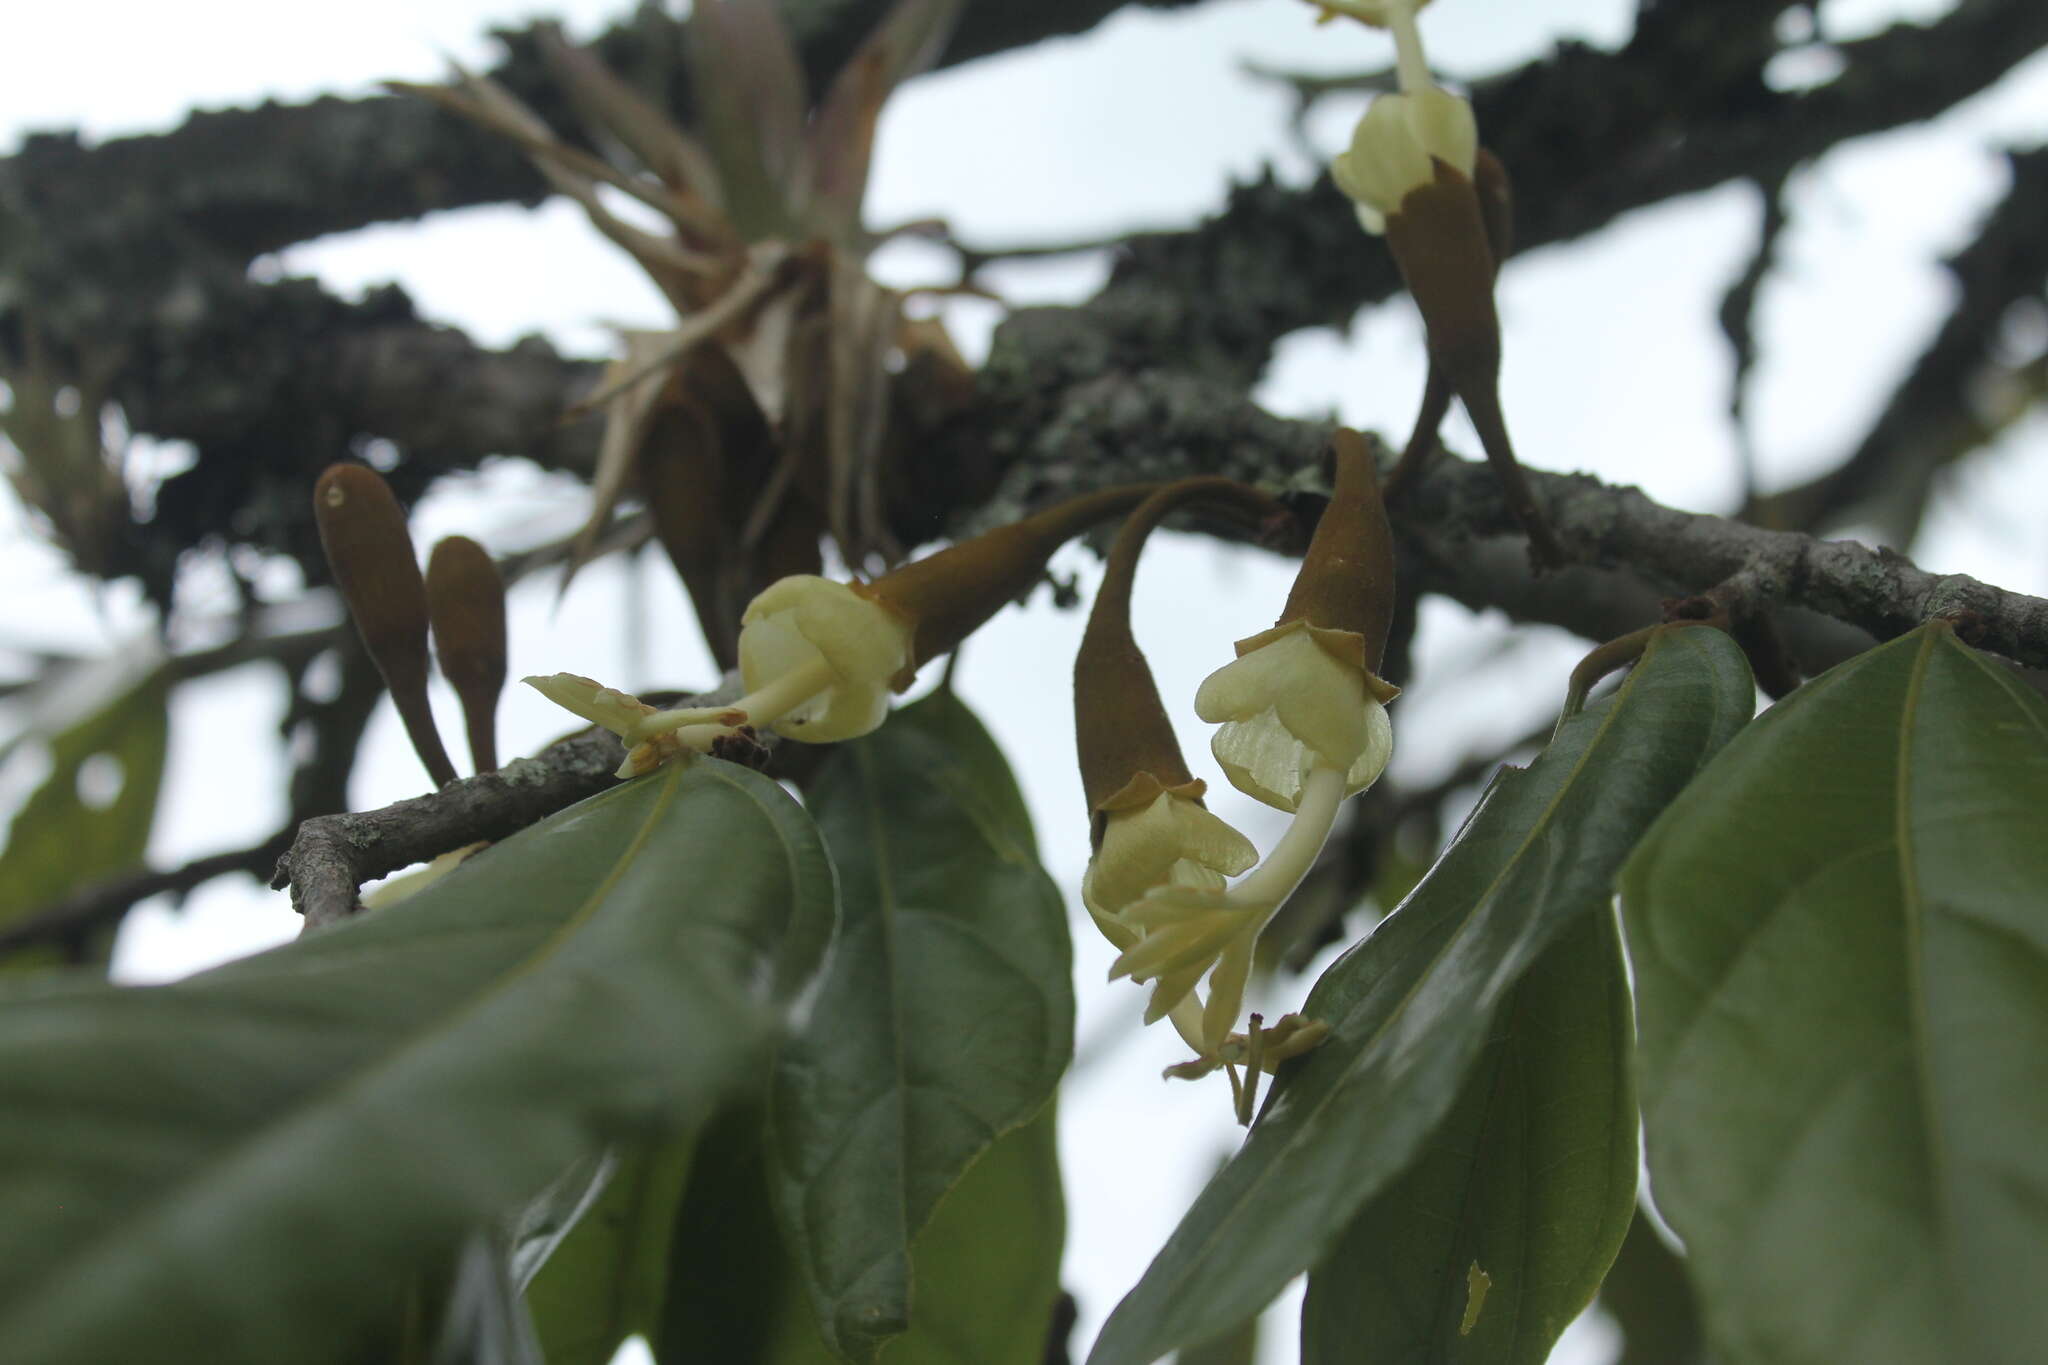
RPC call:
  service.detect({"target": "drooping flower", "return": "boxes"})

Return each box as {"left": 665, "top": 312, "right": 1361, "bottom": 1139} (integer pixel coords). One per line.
{"left": 1196, "top": 620, "right": 1395, "bottom": 812}
{"left": 1072, "top": 477, "right": 1285, "bottom": 1045}
{"left": 1317, "top": 0, "right": 1564, "bottom": 564}
{"left": 1197, "top": 430, "right": 1399, "bottom": 812}
{"left": 1106, "top": 431, "right": 1398, "bottom": 1068}
{"left": 1084, "top": 788, "right": 1258, "bottom": 1034}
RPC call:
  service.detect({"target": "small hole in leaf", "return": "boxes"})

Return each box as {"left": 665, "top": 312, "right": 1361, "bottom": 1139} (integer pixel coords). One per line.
{"left": 76, "top": 753, "right": 125, "bottom": 810}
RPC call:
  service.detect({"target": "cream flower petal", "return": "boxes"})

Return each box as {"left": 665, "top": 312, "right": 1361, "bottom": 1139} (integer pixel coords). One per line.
{"left": 1196, "top": 623, "right": 1394, "bottom": 811}
{"left": 1087, "top": 791, "right": 1256, "bottom": 920}
{"left": 1081, "top": 862, "right": 1143, "bottom": 953}
{"left": 1109, "top": 913, "right": 1246, "bottom": 984}
{"left": 1145, "top": 961, "right": 1210, "bottom": 1025}
{"left": 1201, "top": 938, "right": 1257, "bottom": 1055}
{"left": 524, "top": 672, "right": 656, "bottom": 737}
{"left": 1330, "top": 87, "right": 1478, "bottom": 229}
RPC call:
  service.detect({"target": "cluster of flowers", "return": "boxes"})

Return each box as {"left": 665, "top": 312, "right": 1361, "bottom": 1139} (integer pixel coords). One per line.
{"left": 529, "top": 0, "right": 1527, "bottom": 1117}
{"left": 529, "top": 429, "right": 1395, "bottom": 1122}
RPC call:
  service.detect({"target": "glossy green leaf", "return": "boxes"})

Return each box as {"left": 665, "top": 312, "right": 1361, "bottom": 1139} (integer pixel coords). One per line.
{"left": 655, "top": 1103, "right": 797, "bottom": 1364}
{"left": 1088, "top": 625, "right": 1753, "bottom": 1365}
{"left": 1173, "top": 1321, "right": 1259, "bottom": 1365}
{"left": 525, "top": 1140, "right": 696, "bottom": 1365}
{"left": 0, "top": 672, "right": 168, "bottom": 965}
{"left": 1300, "top": 906, "right": 1638, "bottom": 1364}
{"left": 1599, "top": 1209, "right": 1705, "bottom": 1365}
{"left": 1621, "top": 622, "right": 2048, "bottom": 1365}
{"left": 0, "top": 758, "right": 833, "bottom": 1365}
{"left": 771, "top": 690, "right": 1071, "bottom": 1361}
{"left": 881, "top": 1101, "right": 1065, "bottom": 1365}
{"left": 655, "top": 1100, "right": 1065, "bottom": 1365}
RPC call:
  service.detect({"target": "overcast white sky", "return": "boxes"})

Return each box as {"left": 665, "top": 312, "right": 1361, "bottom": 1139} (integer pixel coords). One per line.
{"left": 3, "top": 1, "right": 2045, "bottom": 1360}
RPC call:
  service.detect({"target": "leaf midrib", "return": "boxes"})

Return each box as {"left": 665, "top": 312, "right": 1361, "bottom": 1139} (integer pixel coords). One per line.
{"left": 1895, "top": 628, "right": 1951, "bottom": 1325}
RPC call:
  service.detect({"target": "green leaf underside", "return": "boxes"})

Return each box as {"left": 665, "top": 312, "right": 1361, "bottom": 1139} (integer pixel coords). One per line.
{"left": 771, "top": 690, "right": 1071, "bottom": 1361}
{"left": 1621, "top": 623, "right": 2048, "bottom": 1365}
{"left": 653, "top": 1100, "right": 1064, "bottom": 1365}
{"left": 526, "top": 1139, "right": 697, "bottom": 1365}
{"left": 875, "top": 1100, "right": 1065, "bottom": 1365}
{"left": 0, "top": 674, "right": 169, "bottom": 967}
{"left": 1088, "top": 626, "right": 1753, "bottom": 1365}
{"left": 0, "top": 759, "right": 833, "bottom": 1365}
{"left": 1301, "top": 905, "right": 1638, "bottom": 1364}
{"left": 655, "top": 1102, "right": 794, "bottom": 1363}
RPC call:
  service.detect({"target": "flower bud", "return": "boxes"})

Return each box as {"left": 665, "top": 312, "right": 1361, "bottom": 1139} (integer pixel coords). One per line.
{"left": 861, "top": 483, "right": 1166, "bottom": 689}
{"left": 426, "top": 535, "right": 507, "bottom": 774}
{"left": 314, "top": 464, "right": 457, "bottom": 789}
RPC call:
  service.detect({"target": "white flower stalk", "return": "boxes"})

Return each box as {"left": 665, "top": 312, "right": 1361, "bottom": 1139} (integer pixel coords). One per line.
{"left": 1308, "top": 0, "right": 1438, "bottom": 92}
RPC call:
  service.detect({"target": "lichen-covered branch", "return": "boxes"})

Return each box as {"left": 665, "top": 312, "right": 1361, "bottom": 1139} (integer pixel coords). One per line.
{"left": 271, "top": 723, "right": 631, "bottom": 929}
{"left": 6, "top": 0, "right": 2039, "bottom": 592}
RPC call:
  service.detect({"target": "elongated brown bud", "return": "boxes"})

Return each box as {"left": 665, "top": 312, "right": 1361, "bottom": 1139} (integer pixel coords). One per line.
{"left": 1387, "top": 148, "right": 1513, "bottom": 503}
{"left": 1074, "top": 477, "right": 1286, "bottom": 844}
{"left": 859, "top": 483, "right": 1168, "bottom": 688}
{"left": 314, "top": 464, "right": 457, "bottom": 788}
{"left": 1385, "top": 159, "right": 1563, "bottom": 567}
{"left": 1278, "top": 430, "right": 1398, "bottom": 681}
{"left": 426, "top": 536, "right": 507, "bottom": 774}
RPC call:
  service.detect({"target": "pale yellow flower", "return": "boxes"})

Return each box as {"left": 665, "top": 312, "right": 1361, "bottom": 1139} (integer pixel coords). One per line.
{"left": 1331, "top": 87, "right": 1478, "bottom": 234}
{"left": 1082, "top": 789, "right": 1258, "bottom": 1033}
{"left": 1111, "top": 758, "right": 1350, "bottom": 1056}
{"left": 1195, "top": 620, "right": 1394, "bottom": 813}
{"left": 733, "top": 574, "right": 915, "bottom": 742}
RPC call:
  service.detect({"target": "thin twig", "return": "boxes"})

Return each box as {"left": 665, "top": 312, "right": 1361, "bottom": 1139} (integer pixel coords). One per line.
{"left": 0, "top": 834, "right": 290, "bottom": 958}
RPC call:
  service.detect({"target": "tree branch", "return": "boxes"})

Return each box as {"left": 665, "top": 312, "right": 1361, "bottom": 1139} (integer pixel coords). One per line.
{"left": 271, "top": 722, "right": 631, "bottom": 929}
{"left": 0, "top": 1, "right": 1196, "bottom": 275}
{"left": 1017, "top": 0, "right": 2048, "bottom": 393}
{"left": 0, "top": 833, "right": 291, "bottom": 960}
{"left": 8, "top": 0, "right": 2039, "bottom": 591}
